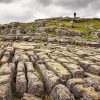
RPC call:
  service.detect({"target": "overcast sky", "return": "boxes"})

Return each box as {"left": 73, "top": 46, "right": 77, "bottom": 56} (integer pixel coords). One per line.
{"left": 0, "top": 0, "right": 100, "bottom": 24}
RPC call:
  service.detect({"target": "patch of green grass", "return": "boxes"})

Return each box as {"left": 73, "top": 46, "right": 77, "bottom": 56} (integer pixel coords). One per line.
{"left": 19, "top": 22, "right": 36, "bottom": 30}
{"left": 13, "top": 95, "right": 21, "bottom": 100}
{"left": 20, "top": 19, "right": 100, "bottom": 41}
{"left": 45, "top": 20, "right": 70, "bottom": 28}
{"left": 46, "top": 32, "right": 57, "bottom": 36}
{"left": 44, "top": 20, "right": 100, "bottom": 35}
{"left": 73, "top": 20, "right": 100, "bottom": 33}
{"left": 82, "top": 33, "right": 100, "bottom": 41}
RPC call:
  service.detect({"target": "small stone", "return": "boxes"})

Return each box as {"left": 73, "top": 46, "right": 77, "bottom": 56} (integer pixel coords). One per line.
{"left": 21, "top": 93, "right": 42, "bottom": 100}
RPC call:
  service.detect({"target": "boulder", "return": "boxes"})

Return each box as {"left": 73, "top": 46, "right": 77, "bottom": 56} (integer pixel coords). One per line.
{"left": 67, "top": 78, "right": 85, "bottom": 91}
{"left": 78, "top": 60, "right": 93, "bottom": 70}
{"left": 63, "top": 63, "right": 84, "bottom": 78}
{"left": 50, "top": 84, "right": 75, "bottom": 100}
{"left": 84, "top": 77, "right": 100, "bottom": 91}
{"left": 44, "top": 70, "right": 61, "bottom": 93}
{"left": 73, "top": 84, "right": 99, "bottom": 100}
{"left": 46, "top": 61, "right": 71, "bottom": 83}
{"left": 27, "top": 72, "right": 44, "bottom": 98}
{"left": 86, "top": 64, "right": 100, "bottom": 75}
{"left": 16, "top": 72, "right": 27, "bottom": 95}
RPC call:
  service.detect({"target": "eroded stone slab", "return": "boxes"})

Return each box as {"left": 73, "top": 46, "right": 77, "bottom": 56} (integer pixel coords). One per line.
{"left": 50, "top": 84, "right": 75, "bottom": 100}
{"left": 46, "top": 61, "right": 71, "bottom": 83}
{"left": 16, "top": 72, "right": 27, "bottom": 95}
{"left": 27, "top": 72, "right": 44, "bottom": 98}
{"left": 44, "top": 70, "right": 61, "bottom": 93}
{"left": 0, "top": 84, "right": 12, "bottom": 100}
{"left": 73, "top": 84, "right": 99, "bottom": 100}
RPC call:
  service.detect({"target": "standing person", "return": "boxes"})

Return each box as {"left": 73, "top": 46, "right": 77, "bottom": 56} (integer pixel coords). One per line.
{"left": 74, "top": 12, "right": 76, "bottom": 18}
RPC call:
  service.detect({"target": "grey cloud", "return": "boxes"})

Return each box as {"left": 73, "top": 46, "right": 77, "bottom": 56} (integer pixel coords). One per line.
{"left": 37, "top": 0, "right": 52, "bottom": 6}
{"left": 0, "top": 0, "right": 14, "bottom": 3}
{"left": 0, "top": 0, "right": 100, "bottom": 24}
{"left": 54, "top": 0, "right": 95, "bottom": 9}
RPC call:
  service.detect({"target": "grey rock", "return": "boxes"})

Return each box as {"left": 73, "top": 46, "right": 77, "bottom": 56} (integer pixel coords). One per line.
{"left": 86, "top": 64, "right": 100, "bottom": 75}
{"left": 73, "top": 84, "right": 99, "bottom": 100}
{"left": 67, "top": 78, "right": 85, "bottom": 92}
{"left": 63, "top": 63, "right": 84, "bottom": 78}
{"left": 50, "top": 84, "right": 75, "bottom": 100}
{"left": 21, "top": 93, "right": 42, "bottom": 100}
{"left": 46, "top": 61, "right": 71, "bottom": 83}
{"left": 84, "top": 77, "right": 100, "bottom": 91}
{"left": 27, "top": 72, "right": 44, "bottom": 98}
{"left": 0, "top": 84, "right": 13, "bottom": 100}
{"left": 16, "top": 72, "right": 27, "bottom": 95}
{"left": 44, "top": 70, "right": 61, "bottom": 93}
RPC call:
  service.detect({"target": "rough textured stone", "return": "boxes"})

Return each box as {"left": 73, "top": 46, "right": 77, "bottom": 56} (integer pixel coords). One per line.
{"left": 0, "top": 64, "right": 12, "bottom": 75}
{"left": 25, "top": 61, "right": 34, "bottom": 72}
{"left": 0, "top": 74, "right": 11, "bottom": 85}
{"left": 16, "top": 72, "right": 27, "bottom": 95}
{"left": 27, "top": 72, "right": 44, "bottom": 98}
{"left": 17, "top": 61, "right": 25, "bottom": 72}
{"left": 84, "top": 77, "right": 100, "bottom": 91}
{"left": 37, "top": 64, "right": 47, "bottom": 75}
{"left": 85, "top": 72, "right": 100, "bottom": 80}
{"left": 78, "top": 60, "right": 93, "bottom": 70}
{"left": 5, "top": 47, "right": 14, "bottom": 55}
{"left": 73, "top": 84, "right": 99, "bottom": 100}
{"left": 21, "top": 53, "right": 30, "bottom": 61}
{"left": 0, "top": 84, "right": 12, "bottom": 100}
{"left": 86, "top": 64, "right": 100, "bottom": 75}
{"left": 63, "top": 63, "right": 84, "bottom": 78}
{"left": 67, "top": 78, "right": 85, "bottom": 91}
{"left": 0, "top": 56, "right": 10, "bottom": 64}
{"left": 50, "top": 84, "right": 75, "bottom": 100}
{"left": 21, "top": 93, "right": 42, "bottom": 100}
{"left": 46, "top": 61, "right": 71, "bottom": 83}
{"left": 44, "top": 70, "right": 61, "bottom": 93}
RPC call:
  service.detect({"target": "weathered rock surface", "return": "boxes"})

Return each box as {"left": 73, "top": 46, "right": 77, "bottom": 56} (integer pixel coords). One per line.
{"left": 84, "top": 77, "right": 100, "bottom": 91}
{"left": 0, "top": 84, "right": 12, "bottom": 100}
{"left": 67, "top": 78, "right": 85, "bottom": 91}
{"left": 50, "top": 84, "right": 75, "bottom": 100}
{"left": 44, "top": 70, "right": 61, "bottom": 93}
{"left": 16, "top": 72, "right": 27, "bottom": 95}
{"left": 0, "top": 40, "right": 100, "bottom": 100}
{"left": 21, "top": 93, "right": 42, "bottom": 100}
{"left": 73, "top": 84, "right": 99, "bottom": 100}
{"left": 27, "top": 72, "right": 44, "bottom": 98}
{"left": 46, "top": 61, "right": 71, "bottom": 83}
{"left": 63, "top": 63, "right": 84, "bottom": 78}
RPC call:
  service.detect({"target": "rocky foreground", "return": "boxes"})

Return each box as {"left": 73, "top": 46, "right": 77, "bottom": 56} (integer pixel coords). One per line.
{"left": 0, "top": 17, "right": 100, "bottom": 100}
{"left": 0, "top": 41, "right": 100, "bottom": 100}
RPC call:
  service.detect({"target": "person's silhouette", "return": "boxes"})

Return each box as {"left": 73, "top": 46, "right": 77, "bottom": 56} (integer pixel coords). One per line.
{"left": 74, "top": 12, "right": 76, "bottom": 18}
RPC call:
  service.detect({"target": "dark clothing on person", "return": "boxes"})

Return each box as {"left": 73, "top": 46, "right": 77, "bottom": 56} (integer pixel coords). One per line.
{"left": 74, "top": 12, "right": 76, "bottom": 18}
